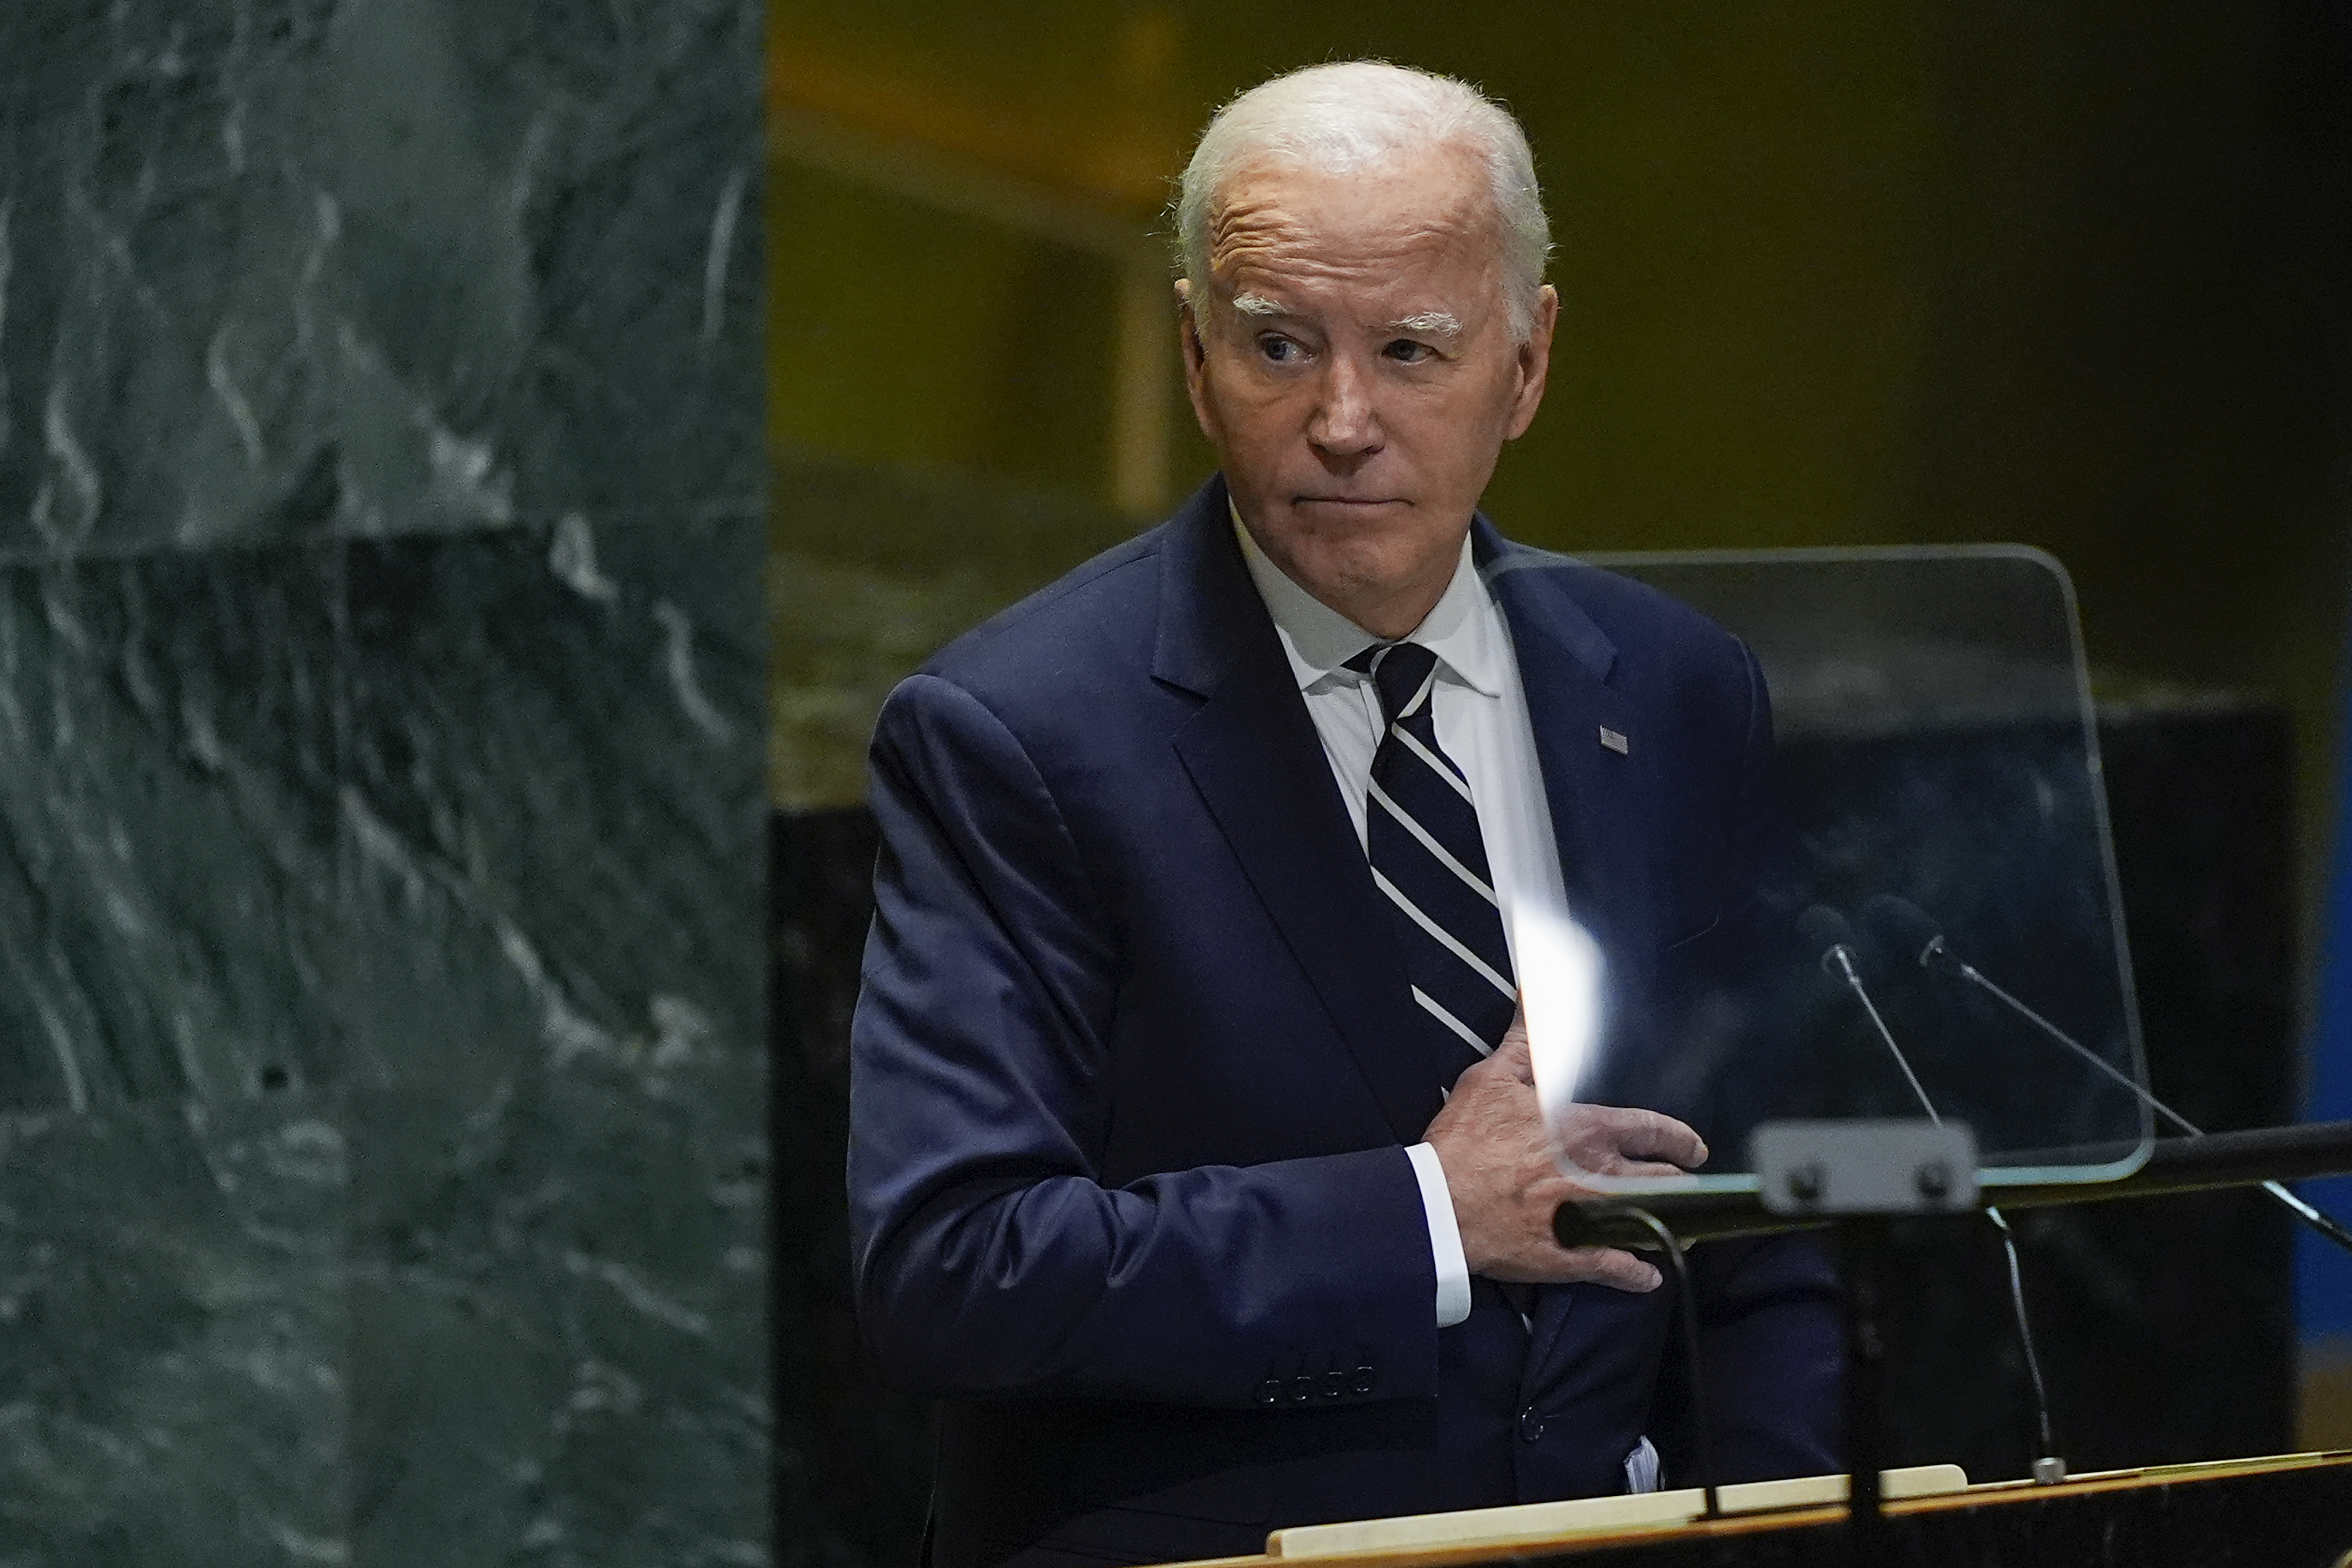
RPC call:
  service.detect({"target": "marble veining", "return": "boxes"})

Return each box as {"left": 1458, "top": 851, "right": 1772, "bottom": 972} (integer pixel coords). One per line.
{"left": 338, "top": 516, "right": 767, "bottom": 1568}
{"left": 0, "top": 0, "right": 761, "bottom": 559}
{"left": 0, "top": 1, "right": 768, "bottom": 1559}
{"left": 0, "top": 1093, "right": 348, "bottom": 1567}
{"left": 0, "top": 516, "right": 768, "bottom": 1563}
{"left": 0, "top": 543, "right": 347, "bottom": 1112}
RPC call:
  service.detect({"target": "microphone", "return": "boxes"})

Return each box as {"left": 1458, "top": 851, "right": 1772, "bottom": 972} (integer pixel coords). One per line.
{"left": 1863, "top": 894, "right": 1965, "bottom": 980}
{"left": 1804, "top": 902, "right": 2066, "bottom": 1481}
{"left": 1797, "top": 902, "right": 1859, "bottom": 977}
{"left": 1859, "top": 894, "right": 2352, "bottom": 1257}
{"left": 1801, "top": 905, "right": 1938, "bottom": 1120}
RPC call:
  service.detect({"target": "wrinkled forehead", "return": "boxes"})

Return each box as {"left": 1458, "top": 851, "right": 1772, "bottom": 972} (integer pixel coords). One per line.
{"left": 1207, "top": 140, "right": 1493, "bottom": 242}
{"left": 1203, "top": 148, "right": 1506, "bottom": 304}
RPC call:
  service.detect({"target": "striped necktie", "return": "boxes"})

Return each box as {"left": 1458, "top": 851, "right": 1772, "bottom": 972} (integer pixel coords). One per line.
{"left": 1348, "top": 640, "right": 1518, "bottom": 1084}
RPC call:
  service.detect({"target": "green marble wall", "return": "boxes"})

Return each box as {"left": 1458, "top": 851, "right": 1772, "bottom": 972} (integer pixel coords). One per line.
{"left": 0, "top": 2, "right": 767, "bottom": 1563}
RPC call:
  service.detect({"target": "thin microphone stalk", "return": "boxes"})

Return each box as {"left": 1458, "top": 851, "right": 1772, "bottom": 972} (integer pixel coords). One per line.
{"left": 1805, "top": 916, "right": 1939, "bottom": 1124}
{"left": 1801, "top": 905, "right": 2065, "bottom": 1481}
{"left": 1863, "top": 894, "right": 2352, "bottom": 1257}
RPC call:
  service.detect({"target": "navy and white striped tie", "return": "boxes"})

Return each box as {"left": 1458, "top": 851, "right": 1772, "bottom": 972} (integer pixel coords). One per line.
{"left": 1348, "top": 640, "right": 1517, "bottom": 1084}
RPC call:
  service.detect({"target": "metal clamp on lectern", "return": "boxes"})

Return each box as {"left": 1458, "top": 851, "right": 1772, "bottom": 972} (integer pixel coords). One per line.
{"left": 1754, "top": 1119, "right": 1980, "bottom": 1216}
{"left": 1555, "top": 1117, "right": 1983, "bottom": 1542}
{"left": 1756, "top": 1117, "right": 1979, "bottom": 1539}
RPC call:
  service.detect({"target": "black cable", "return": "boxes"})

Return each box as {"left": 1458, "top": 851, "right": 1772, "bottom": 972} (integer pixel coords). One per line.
{"left": 1615, "top": 1204, "right": 1719, "bottom": 1520}
{"left": 1985, "top": 1208, "right": 2057, "bottom": 1465}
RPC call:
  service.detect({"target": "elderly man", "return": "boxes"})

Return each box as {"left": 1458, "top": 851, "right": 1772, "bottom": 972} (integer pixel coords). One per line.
{"left": 850, "top": 61, "right": 1841, "bottom": 1568}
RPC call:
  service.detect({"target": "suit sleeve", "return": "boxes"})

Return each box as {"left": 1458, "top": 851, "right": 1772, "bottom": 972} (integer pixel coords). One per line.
{"left": 847, "top": 672, "right": 1439, "bottom": 1409}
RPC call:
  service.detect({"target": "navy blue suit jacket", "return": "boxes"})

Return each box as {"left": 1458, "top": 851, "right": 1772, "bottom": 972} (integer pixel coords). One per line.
{"left": 849, "top": 479, "right": 1841, "bottom": 1568}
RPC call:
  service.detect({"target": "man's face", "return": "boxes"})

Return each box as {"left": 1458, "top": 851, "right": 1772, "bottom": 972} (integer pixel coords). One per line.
{"left": 1180, "top": 146, "right": 1557, "bottom": 637}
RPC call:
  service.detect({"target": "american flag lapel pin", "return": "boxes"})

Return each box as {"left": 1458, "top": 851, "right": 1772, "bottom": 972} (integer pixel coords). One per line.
{"left": 1598, "top": 726, "right": 1629, "bottom": 755}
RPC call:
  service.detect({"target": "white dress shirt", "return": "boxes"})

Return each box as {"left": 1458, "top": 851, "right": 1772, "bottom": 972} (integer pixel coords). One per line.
{"left": 1234, "top": 518, "right": 1570, "bottom": 1329}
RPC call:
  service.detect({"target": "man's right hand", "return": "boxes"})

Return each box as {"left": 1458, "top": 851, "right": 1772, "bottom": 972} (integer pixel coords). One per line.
{"left": 1423, "top": 1016, "right": 1708, "bottom": 1292}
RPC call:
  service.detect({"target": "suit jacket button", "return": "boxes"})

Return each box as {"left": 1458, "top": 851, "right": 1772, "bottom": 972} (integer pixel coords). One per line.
{"left": 1257, "top": 1380, "right": 1282, "bottom": 1406}
{"left": 1320, "top": 1371, "right": 1346, "bottom": 1401}
{"left": 1351, "top": 1365, "right": 1376, "bottom": 1396}
{"left": 1289, "top": 1374, "right": 1315, "bottom": 1405}
{"left": 1519, "top": 1409, "right": 1546, "bottom": 1443}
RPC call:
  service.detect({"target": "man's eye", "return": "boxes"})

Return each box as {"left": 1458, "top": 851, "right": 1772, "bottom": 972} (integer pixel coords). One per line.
{"left": 1385, "top": 339, "right": 1433, "bottom": 363}
{"left": 1256, "top": 336, "right": 1300, "bottom": 363}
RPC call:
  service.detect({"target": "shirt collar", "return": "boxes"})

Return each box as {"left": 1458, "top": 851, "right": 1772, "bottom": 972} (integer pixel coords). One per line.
{"left": 1231, "top": 503, "right": 1506, "bottom": 699}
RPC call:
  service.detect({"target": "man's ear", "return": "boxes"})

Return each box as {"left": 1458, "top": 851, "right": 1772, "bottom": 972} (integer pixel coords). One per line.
{"left": 1173, "top": 277, "right": 1217, "bottom": 441}
{"left": 1504, "top": 284, "right": 1559, "bottom": 441}
{"left": 1175, "top": 278, "right": 1205, "bottom": 374}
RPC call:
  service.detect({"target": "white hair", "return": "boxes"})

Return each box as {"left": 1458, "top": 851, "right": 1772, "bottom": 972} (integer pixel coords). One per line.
{"left": 1173, "top": 60, "right": 1551, "bottom": 338}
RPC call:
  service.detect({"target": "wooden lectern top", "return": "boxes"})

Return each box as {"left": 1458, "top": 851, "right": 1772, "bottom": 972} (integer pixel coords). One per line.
{"left": 1148, "top": 1451, "right": 2352, "bottom": 1568}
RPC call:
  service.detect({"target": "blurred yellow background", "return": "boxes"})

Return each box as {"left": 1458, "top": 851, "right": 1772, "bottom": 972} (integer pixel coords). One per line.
{"left": 770, "top": 3, "right": 2345, "bottom": 861}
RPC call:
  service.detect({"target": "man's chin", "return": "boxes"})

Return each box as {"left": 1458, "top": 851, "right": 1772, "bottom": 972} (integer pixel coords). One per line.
{"left": 1286, "top": 550, "right": 1458, "bottom": 630}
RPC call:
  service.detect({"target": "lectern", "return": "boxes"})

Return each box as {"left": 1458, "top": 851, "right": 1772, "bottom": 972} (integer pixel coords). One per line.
{"left": 1188, "top": 549, "right": 2352, "bottom": 1568}
{"left": 1149, "top": 1452, "right": 2352, "bottom": 1567}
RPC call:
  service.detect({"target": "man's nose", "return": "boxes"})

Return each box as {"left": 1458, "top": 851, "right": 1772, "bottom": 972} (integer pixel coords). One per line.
{"left": 1305, "top": 355, "right": 1381, "bottom": 457}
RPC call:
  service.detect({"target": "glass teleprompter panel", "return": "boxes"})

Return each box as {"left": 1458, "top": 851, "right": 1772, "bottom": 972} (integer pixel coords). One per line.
{"left": 1527, "top": 547, "right": 2152, "bottom": 1192}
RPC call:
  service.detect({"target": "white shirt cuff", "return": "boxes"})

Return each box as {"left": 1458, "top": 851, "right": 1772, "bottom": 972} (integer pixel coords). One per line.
{"left": 1406, "top": 1141, "right": 1472, "bottom": 1328}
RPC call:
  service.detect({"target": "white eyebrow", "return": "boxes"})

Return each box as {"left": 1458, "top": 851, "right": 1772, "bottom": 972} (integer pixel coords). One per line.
{"left": 1391, "top": 311, "right": 1461, "bottom": 337}
{"left": 1225, "top": 297, "right": 1461, "bottom": 335}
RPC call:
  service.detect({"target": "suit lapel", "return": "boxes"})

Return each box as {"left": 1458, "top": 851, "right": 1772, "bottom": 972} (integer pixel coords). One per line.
{"left": 1478, "top": 530, "right": 1653, "bottom": 992}
{"left": 1476, "top": 527, "right": 1657, "bottom": 1376}
{"left": 1156, "top": 483, "right": 1440, "bottom": 1145}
